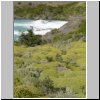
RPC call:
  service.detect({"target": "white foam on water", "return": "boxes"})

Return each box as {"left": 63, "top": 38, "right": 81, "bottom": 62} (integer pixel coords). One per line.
{"left": 14, "top": 19, "right": 68, "bottom": 35}
{"left": 14, "top": 31, "right": 20, "bottom": 35}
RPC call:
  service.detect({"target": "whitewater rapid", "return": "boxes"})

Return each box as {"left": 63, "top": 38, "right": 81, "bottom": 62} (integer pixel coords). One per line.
{"left": 14, "top": 19, "right": 68, "bottom": 35}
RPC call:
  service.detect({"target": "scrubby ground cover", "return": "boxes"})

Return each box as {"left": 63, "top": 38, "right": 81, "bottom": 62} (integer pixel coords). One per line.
{"left": 14, "top": 1, "right": 86, "bottom": 98}
{"left": 14, "top": 41, "right": 86, "bottom": 98}
{"left": 14, "top": 2, "right": 86, "bottom": 20}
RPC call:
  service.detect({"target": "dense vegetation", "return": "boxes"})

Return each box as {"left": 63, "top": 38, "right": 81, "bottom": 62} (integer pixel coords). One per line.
{"left": 14, "top": 41, "right": 86, "bottom": 98}
{"left": 14, "top": 1, "right": 86, "bottom": 98}
{"left": 14, "top": 2, "right": 86, "bottom": 20}
{"left": 15, "top": 29, "right": 42, "bottom": 46}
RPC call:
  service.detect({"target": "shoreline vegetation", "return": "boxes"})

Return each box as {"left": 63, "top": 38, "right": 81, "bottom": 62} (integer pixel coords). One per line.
{"left": 14, "top": 1, "right": 86, "bottom": 98}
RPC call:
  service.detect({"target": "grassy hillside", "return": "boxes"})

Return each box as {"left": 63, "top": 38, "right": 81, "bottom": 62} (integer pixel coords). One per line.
{"left": 14, "top": 1, "right": 86, "bottom": 98}
{"left": 14, "top": 1, "right": 74, "bottom": 8}
{"left": 14, "top": 2, "right": 86, "bottom": 20}
{"left": 14, "top": 41, "right": 86, "bottom": 98}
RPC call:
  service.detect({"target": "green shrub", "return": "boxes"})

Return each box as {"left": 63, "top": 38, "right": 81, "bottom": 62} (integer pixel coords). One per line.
{"left": 41, "top": 77, "right": 54, "bottom": 95}
{"left": 14, "top": 73, "right": 22, "bottom": 86}
{"left": 18, "top": 29, "right": 42, "bottom": 47}
{"left": 18, "top": 2, "right": 21, "bottom": 5}
{"left": 14, "top": 85, "right": 44, "bottom": 98}
{"left": 51, "top": 29, "right": 59, "bottom": 34}
{"left": 56, "top": 54, "right": 63, "bottom": 62}
{"left": 46, "top": 56, "right": 53, "bottom": 62}
{"left": 29, "top": 2, "right": 32, "bottom": 6}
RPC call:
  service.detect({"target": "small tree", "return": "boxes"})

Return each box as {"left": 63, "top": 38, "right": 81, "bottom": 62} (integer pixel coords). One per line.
{"left": 18, "top": 29, "right": 42, "bottom": 46}
{"left": 46, "top": 56, "right": 53, "bottom": 62}
{"left": 56, "top": 54, "right": 63, "bottom": 62}
{"left": 42, "top": 77, "right": 54, "bottom": 95}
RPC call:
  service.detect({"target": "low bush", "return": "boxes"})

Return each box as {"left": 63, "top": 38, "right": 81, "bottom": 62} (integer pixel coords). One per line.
{"left": 17, "top": 29, "right": 42, "bottom": 47}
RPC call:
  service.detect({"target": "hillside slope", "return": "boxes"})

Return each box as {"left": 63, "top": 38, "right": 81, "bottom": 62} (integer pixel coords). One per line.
{"left": 14, "top": 1, "right": 86, "bottom": 98}
{"left": 43, "top": 15, "right": 85, "bottom": 41}
{"left": 14, "top": 2, "right": 86, "bottom": 20}
{"left": 14, "top": 41, "right": 86, "bottom": 98}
